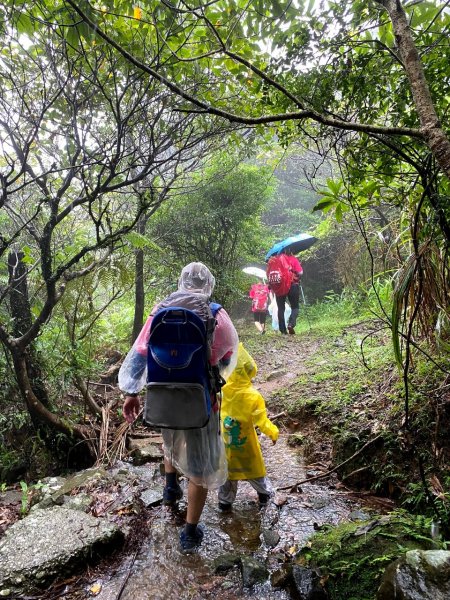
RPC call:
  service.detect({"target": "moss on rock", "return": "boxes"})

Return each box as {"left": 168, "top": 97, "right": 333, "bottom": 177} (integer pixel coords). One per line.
{"left": 296, "top": 511, "right": 438, "bottom": 600}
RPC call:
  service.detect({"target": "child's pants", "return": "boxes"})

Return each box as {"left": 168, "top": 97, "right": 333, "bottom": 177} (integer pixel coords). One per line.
{"left": 218, "top": 477, "right": 273, "bottom": 504}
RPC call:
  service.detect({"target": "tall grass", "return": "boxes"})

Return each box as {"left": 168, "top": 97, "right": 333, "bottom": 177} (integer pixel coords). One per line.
{"left": 295, "top": 290, "right": 368, "bottom": 335}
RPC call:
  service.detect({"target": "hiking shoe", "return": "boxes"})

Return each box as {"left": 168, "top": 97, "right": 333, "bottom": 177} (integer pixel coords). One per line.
{"left": 179, "top": 524, "right": 204, "bottom": 554}
{"left": 163, "top": 484, "right": 183, "bottom": 505}
{"left": 218, "top": 502, "right": 232, "bottom": 512}
{"left": 288, "top": 326, "right": 295, "bottom": 335}
{"left": 258, "top": 493, "right": 270, "bottom": 507}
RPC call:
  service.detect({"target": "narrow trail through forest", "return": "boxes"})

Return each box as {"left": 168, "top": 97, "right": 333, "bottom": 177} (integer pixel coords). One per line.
{"left": 0, "top": 329, "right": 388, "bottom": 600}
{"left": 91, "top": 435, "right": 364, "bottom": 599}
{"left": 90, "top": 332, "right": 370, "bottom": 600}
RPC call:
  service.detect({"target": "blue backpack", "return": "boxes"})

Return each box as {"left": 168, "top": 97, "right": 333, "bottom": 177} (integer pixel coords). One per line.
{"left": 143, "top": 297, "right": 223, "bottom": 429}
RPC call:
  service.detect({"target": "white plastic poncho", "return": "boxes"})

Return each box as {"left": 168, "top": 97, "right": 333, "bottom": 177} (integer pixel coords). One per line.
{"left": 268, "top": 295, "right": 291, "bottom": 331}
{"left": 118, "top": 262, "right": 239, "bottom": 489}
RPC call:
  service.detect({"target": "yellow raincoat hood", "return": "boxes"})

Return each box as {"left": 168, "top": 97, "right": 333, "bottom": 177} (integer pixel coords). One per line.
{"left": 226, "top": 342, "right": 257, "bottom": 386}
{"left": 221, "top": 343, "right": 279, "bottom": 480}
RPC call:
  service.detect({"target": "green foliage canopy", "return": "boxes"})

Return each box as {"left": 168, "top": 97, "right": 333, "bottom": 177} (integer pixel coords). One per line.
{"left": 150, "top": 155, "right": 275, "bottom": 302}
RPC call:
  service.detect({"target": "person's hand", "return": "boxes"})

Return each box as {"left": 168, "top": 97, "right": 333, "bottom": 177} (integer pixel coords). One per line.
{"left": 123, "top": 395, "right": 140, "bottom": 424}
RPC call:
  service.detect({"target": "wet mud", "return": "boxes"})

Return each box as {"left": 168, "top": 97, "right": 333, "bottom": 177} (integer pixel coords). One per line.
{"left": 91, "top": 435, "right": 364, "bottom": 600}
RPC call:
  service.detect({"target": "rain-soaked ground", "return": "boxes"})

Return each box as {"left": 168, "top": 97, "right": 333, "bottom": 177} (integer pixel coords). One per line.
{"left": 56, "top": 334, "right": 377, "bottom": 599}
{"left": 91, "top": 434, "right": 367, "bottom": 600}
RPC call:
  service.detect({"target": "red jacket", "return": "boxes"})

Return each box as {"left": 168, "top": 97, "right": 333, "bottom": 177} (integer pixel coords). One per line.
{"left": 285, "top": 255, "right": 303, "bottom": 283}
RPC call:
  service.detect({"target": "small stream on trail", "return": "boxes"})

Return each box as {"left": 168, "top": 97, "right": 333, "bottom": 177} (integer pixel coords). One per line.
{"left": 92, "top": 435, "right": 367, "bottom": 600}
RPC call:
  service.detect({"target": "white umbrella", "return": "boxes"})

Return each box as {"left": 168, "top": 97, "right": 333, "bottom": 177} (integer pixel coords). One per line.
{"left": 242, "top": 266, "right": 267, "bottom": 279}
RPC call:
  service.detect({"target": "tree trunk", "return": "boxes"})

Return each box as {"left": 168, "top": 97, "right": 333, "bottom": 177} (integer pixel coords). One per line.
{"left": 10, "top": 348, "right": 89, "bottom": 442}
{"left": 8, "top": 251, "right": 92, "bottom": 450}
{"left": 73, "top": 375, "right": 102, "bottom": 416}
{"left": 131, "top": 213, "right": 148, "bottom": 344}
{"left": 380, "top": 0, "right": 450, "bottom": 178}
{"left": 8, "top": 251, "right": 50, "bottom": 408}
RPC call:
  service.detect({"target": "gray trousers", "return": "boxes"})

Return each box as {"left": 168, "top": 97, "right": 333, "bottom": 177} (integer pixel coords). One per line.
{"left": 218, "top": 477, "right": 273, "bottom": 504}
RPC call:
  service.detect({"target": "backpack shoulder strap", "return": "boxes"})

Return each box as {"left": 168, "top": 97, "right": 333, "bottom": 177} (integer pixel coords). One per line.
{"left": 209, "top": 302, "right": 222, "bottom": 317}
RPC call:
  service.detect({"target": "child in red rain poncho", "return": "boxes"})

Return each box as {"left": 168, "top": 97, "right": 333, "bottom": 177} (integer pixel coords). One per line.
{"left": 249, "top": 281, "right": 270, "bottom": 334}
{"left": 218, "top": 342, "right": 279, "bottom": 510}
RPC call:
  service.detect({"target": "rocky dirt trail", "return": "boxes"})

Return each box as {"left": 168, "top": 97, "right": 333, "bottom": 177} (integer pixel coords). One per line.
{"left": 0, "top": 331, "right": 374, "bottom": 599}
{"left": 87, "top": 332, "right": 369, "bottom": 600}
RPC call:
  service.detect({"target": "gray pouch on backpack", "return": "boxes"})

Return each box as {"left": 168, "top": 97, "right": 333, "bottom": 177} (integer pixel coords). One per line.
{"left": 144, "top": 383, "right": 210, "bottom": 429}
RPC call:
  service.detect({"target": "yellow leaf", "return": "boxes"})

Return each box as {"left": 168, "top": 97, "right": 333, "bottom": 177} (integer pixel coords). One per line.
{"left": 134, "top": 5, "right": 142, "bottom": 19}
{"left": 90, "top": 582, "right": 102, "bottom": 595}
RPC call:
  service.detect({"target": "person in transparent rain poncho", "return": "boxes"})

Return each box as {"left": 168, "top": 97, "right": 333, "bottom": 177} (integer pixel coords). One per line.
{"left": 119, "top": 262, "right": 238, "bottom": 553}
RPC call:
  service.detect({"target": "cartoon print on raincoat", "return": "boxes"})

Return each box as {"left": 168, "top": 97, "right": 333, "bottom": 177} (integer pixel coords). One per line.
{"left": 223, "top": 416, "right": 247, "bottom": 450}
{"left": 221, "top": 343, "right": 279, "bottom": 480}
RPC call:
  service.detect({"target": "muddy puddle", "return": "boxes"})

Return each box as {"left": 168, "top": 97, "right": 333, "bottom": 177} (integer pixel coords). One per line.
{"left": 90, "top": 435, "right": 366, "bottom": 600}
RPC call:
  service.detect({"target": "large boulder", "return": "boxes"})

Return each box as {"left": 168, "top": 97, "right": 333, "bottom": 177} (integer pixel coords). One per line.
{"left": 292, "top": 565, "right": 328, "bottom": 599}
{"left": 0, "top": 506, "right": 124, "bottom": 595}
{"left": 377, "top": 549, "right": 450, "bottom": 600}
{"left": 240, "top": 555, "right": 269, "bottom": 587}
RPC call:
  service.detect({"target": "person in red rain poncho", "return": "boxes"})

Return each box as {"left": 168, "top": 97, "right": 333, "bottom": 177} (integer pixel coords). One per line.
{"left": 249, "top": 281, "right": 271, "bottom": 334}
{"left": 276, "top": 249, "right": 303, "bottom": 335}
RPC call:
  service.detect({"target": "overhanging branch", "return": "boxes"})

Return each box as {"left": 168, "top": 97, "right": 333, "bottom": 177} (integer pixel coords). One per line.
{"left": 63, "top": 0, "right": 424, "bottom": 139}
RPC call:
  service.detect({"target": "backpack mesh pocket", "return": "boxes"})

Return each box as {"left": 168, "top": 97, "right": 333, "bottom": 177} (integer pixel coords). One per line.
{"left": 144, "top": 382, "right": 210, "bottom": 429}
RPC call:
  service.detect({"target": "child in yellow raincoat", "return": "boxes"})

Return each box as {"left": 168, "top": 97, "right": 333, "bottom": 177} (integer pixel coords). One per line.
{"left": 218, "top": 343, "right": 279, "bottom": 510}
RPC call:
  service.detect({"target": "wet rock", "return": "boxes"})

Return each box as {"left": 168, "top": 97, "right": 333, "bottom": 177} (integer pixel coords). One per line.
{"left": 29, "top": 476, "right": 66, "bottom": 509}
{"left": 311, "top": 497, "right": 328, "bottom": 510}
{"left": 111, "top": 461, "right": 161, "bottom": 485}
{"left": 62, "top": 493, "right": 93, "bottom": 512}
{"left": 376, "top": 549, "right": 450, "bottom": 600}
{"left": 266, "top": 369, "right": 287, "bottom": 381}
{"left": 128, "top": 435, "right": 164, "bottom": 449}
{"left": 292, "top": 565, "right": 328, "bottom": 599}
{"left": 273, "top": 493, "right": 288, "bottom": 507}
{"left": 58, "top": 469, "right": 110, "bottom": 494}
{"left": 0, "top": 490, "right": 22, "bottom": 505}
{"left": 212, "top": 553, "right": 241, "bottom": 574}
{"left": 31, "top": 469, "right": 109, "bottom": 511}
{"left": 349, "top": 510, "right": 370, "bottom": 521}
{"left": 240, "top": 556, "right": 269, "bottom": 587}
{"left": 140, "top": 484, "right": 165, "bottom": 507}
{"left": 262, "top": 528, "right": 280, "bottom": 548}
{"left": 261, "top": 503, "right": 279, "bottom": 529}
{"left": 0, "top": 506, "right": 124, "bottom": 595}
{"left": 128, "top": 438, "right": 164, "bottom": 465}
{"left": 271, "top": 566, "right": 291, "bottom": 588}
